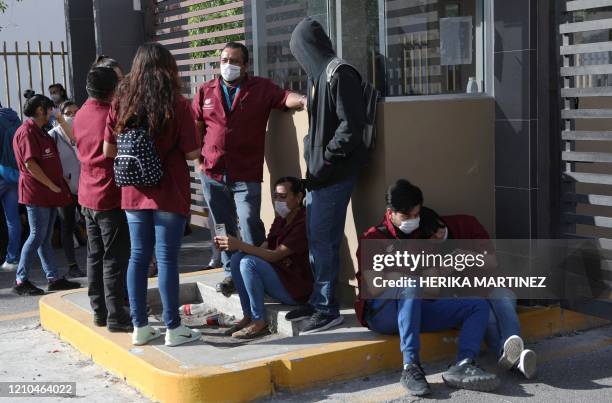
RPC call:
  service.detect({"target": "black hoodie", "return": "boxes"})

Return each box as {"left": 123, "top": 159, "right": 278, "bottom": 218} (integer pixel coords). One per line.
{"left": 290, "top": 17, "right": 368, "bottom": 189}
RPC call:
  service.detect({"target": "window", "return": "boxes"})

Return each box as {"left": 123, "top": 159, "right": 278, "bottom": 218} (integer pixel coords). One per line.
{"left": 342, "top": 0, "right": 487, "bottom": 97}
{"left": 249, "top": 0, "right": 488, "bottom": 97}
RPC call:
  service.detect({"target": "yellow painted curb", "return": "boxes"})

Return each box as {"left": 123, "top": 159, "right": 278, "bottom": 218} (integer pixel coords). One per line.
{"left": 39, "top": 272, "right": 610, "bottom": 402}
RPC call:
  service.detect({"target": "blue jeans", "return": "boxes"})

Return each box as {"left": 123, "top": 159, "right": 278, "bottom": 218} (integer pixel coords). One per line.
{"left": 486, "top": 289, "right": 521, "bottom": 357}
{"left": 230, "top": 252, "right": 296, "bottom": 321}
{"left": 198, "top": 172, "right": 265, "bottom": 275}
{"left": 306, "top": 176, "right": 357, "bottom": 316}
{"left": 0, "top": 178, "right": 21, "bottom": 264}
{"left": 125, "top": 210, "right": 186, "bottom": 329}
{"left": 367, "top": 293, "right": 490, "bottom": 365}
{"left": 16, "top": 206, "right": 58, "bottom": 283}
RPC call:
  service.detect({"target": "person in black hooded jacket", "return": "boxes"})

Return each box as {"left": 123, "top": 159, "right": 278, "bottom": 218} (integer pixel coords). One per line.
{"left": 286, "top": 17, "right": 368, "bottom": 333}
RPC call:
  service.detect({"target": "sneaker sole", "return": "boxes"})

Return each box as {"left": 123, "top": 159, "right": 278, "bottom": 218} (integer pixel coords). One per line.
{"left": 165, "top": 332, "right": 202, "bottom": 347}
{"left": 300, "top": 315, "right": 344, "bottom": 335}
{"left": 442, "top": 373, "right": 500, "bottom": 392}
{"left": 498, "top": 335, "right": 524, "bottom": 370}
{"left": 286, "top": 314, "right": 312, "bottom": 322}
{"left": 12, "top": 288, "right": 44, "bottom": 296}
{"left": 518, "top": 350, "right": 537, "bottom": 379}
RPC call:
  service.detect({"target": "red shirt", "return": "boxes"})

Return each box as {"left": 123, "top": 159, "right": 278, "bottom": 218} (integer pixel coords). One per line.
{"left": 266, "top": 208, "right": 313, "bottom": 303}
{"left": 104, "top": 96, "right": 200, "bottom": 216}
{"left": 73, "top": 99, "right": 121, "bottom": 211}
{"left": 12, "top": 119, "right": 72, "bottom": 207}
{"left": 192, "top": 75, "right": 289, "bottom": 183}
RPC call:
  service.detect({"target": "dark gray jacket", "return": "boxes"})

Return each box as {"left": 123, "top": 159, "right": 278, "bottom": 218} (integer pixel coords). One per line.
{"left": 290, "top": 18, "right": 368, "bottom": 189}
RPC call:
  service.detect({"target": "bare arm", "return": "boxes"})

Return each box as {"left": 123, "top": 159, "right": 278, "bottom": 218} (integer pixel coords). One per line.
{"left": 216, "top": 236, "right": 293, "bottom": 263}
{"left": 103, "top": 141, "right": 117, "bottom": 158}
{"left": 25, "top": 159, "right": 61, "bottom": 192}
{"left": 185, "top": 148, "right": 200, "bottom": 161}
{"left": 285, "top": 92, "right": 307, "bottom": 111}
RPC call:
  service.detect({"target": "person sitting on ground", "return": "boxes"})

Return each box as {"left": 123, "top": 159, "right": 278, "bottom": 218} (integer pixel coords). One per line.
{"left": 48, "top": 100, "right": 85, "bottom": 278}
{"left": 418, "top": 206, "right": 537, "bottom": 379}
{"left": 11, "top": 93, "right": 80, "bottom": 295}
{"left": 354, "top": 179, "right": 499, "bottom": 396}
{"left": 215, "top": 176, "right": 314, "bottom": 339}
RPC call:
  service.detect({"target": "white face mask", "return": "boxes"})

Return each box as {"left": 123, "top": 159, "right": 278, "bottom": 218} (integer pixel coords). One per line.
{"left": 274, "top": 201, "right": 291, "bottom": 218}
{"left": 220, "top": 63, "right": 242, "bottom": 82}
{"left": 399, "top": 217, "right": 420, "bottom": 234}
{"left": 51, "top": 94, "right": 62, "bottom": 103}
{"left": 64, "top": 116, "right": 74, "bottom": 128}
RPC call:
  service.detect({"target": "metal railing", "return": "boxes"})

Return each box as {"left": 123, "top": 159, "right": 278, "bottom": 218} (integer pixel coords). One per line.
{"left": 1, "top": 41, "right": 69, "bottom": 120}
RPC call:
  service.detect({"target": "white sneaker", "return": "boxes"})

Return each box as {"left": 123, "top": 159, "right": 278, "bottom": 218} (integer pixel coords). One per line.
{"left": 517, "top": 349, "right": 537, "bottom": 379}
{"left": 1, "top": 262, "right": 18, "bottom": 272}
{"left": 498, "top": 335, "right": 524, "bottom": 370}
{"left": 132, "top": 325, "right": 162, "bottom": 346}
{"left": 165, "top": 325, "right": 201, "bottom": 347}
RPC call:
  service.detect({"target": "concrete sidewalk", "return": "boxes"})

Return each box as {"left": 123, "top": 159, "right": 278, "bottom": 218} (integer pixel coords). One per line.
{"left": 40, "top": 268, "right": 610, "bottom": 403}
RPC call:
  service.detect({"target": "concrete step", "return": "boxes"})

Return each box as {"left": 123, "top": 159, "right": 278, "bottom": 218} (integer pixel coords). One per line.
{"left": 190, "top": 270, "right": 302, "bottom": 336}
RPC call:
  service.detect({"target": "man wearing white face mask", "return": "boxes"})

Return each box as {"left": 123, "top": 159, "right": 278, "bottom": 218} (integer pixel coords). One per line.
{"left": 354, "top": 180, "right": 499, "bottom": 396}
{"left": 215, "top": 177, "right": 314, "bottom": 339}
{"left": 48, "top": 100, "right": 85, "bottom": 278}
{"left": 192, "top": 42, "right": 307, "bottom": 297}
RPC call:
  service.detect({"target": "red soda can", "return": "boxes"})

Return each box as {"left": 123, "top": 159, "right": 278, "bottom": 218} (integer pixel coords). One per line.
{"left": 206, "top": 313, "right": 220, "bottom": 326}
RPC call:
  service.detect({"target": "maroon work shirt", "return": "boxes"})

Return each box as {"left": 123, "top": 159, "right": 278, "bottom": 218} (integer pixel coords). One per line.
{"left": 104, "top": 96, "right": 200, "bottom": 216}
{"left": 192, "top": 75, "right": 289, "bottom": 183}
{"left": 73, "top": 99, "right": 121, "bottom": 211}
{"left": 12, "top": 119, "right": 72, "bottom": 207}
{"left": 266, "top": 208, "right": 313, "bottom": 303}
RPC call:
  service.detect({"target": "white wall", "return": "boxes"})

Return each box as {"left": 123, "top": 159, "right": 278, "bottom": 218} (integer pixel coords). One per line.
{"left": 0, "top": 0, "right": 69, "bottom": 117}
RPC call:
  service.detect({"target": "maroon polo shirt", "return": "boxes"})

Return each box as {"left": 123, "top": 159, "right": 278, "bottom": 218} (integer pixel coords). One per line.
{"left": 12, "top": 119, "right": 72, "bottom": 207}
{"left": 73, "top": 99, "right": 121, "bottom": 211}
{"left": 266, "top": 208, "right": 313, "bottom": 304}
{"left": 104, "top": 96, "right": 200, "bottom": 217}
{"left": 192, "top": 75, "right": 289, "bottom": 183}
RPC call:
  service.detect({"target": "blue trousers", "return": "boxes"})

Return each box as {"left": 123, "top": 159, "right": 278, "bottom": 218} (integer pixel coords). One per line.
{"left": 306, "top": 176, "right": 357, "bottom": 316}
{"left": 367, "top": 295, "right": 490, "bottom": 365}
{"left": 17, "top": 206, "right": 58, "bottom": 283}
{"left": 230, "top": 252, "right": 296, "bottom": 321}
{"left": 126, "top": 210, "right": 186, "bottom": 329}
{"left": 198, "top": 172, "right": 266, "bottom": 276}
{"left": 486, "top": 288, "right": 521, "bottom": 357}
{"left": 0, "top": 178, "right": 21, "bottom": 264}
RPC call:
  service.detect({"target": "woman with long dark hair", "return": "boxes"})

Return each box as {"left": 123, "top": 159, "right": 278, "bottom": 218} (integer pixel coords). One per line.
{"left": 11, "top": 93, "right": 80, "bottom": 295}
{"left": 104, "top": 43, "right": 201, "bottom": 346}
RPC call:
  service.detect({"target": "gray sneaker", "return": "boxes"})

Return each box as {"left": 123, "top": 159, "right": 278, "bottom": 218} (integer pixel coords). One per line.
{"left": 442, "top": 358, "right": 500, "bottom": 392}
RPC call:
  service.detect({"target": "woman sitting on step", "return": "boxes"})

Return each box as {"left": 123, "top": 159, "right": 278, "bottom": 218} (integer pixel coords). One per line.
{"left": 215, "top": 176, "right": 313, "bottom": 339}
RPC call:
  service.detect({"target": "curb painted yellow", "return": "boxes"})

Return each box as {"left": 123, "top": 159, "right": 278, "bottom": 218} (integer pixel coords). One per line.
{"left": 39, "top": 271, "right": 610, "bottom": 402}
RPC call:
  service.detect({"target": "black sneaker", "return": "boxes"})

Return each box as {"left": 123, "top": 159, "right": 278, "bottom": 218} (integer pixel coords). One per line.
{"left": 93, "top": 313, "right": 107, "bottom": 327}
{"left": 300, "top": 311, "right": 344, "bottom": 335}
{"left": 47, "top": 277, "right": 81, "bottom": 292}
{"left": 215, "top": 277, "right": 235, "bottom": 297}
{"left": 442, "top": 358, "right": 500, "bottom": 392}
{"left": 107, "top": 321, "right": 134, "bottom": 333}
{"left": 285, "top": 305, "right": 315, "bottom": 322}
{"left": 400, "top": 363, "right": 431, "bottom": 396}
{"left": 68, "top": 264, "right": 85, "bottom": 278}
{"left": 12, "top": 280, "right": 45, "bottom": 296}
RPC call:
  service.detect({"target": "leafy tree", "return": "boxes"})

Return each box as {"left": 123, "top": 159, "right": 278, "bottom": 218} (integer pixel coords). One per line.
{"left": 0, "top": 0, "right": 22, "bottom": 31}
{"left": 187, "top": 0, "right": 245, "bottom": 71}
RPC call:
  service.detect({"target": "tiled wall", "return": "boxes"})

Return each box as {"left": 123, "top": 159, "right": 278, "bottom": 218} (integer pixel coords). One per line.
{"left": 493, "top": 0, "right": 540, "bottom": 239}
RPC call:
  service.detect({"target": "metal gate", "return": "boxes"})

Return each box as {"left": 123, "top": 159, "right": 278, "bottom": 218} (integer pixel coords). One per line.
{"left": 560, "top": 0, "right": 612, "bottom": 319}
